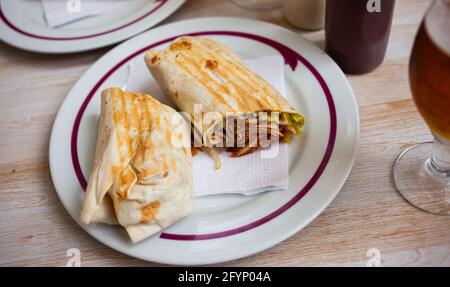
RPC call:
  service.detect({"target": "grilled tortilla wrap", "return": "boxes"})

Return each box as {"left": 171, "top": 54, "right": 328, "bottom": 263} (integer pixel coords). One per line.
{"left": 145, "top": 36, "right": 304, "bottom": 160}
{"left": 80, "top": 88, "right": 192, "bottom": 243}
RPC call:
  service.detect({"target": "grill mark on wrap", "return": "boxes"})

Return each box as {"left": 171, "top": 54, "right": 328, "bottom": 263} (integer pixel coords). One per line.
{"left": 117, "top": 165, "right": 136, "bottom": 198}
{"left": 216, "top": 49, "right": 275, "bottom": 109}
{"left": 193, "top": 38, "right": 278, "bottom": 111}
{"left": 131, "top": 94, "right": 141, "bottom": 159}
{"left": 185, "top": 46, "right": 249, "bottom": 110}
{"left": 112, "top": 90, "right": 125, "bottom": 171}
{"left": 195, "top": 52, "right": 254, "bottom": 111}
{"left": 212, "top": 38, "right": 286, "bottom": 110}
{"left": 200, "top": 39, "right": 261, "bottom": 88}
{"left": 203, "top": 60, "right": 263, "bottom": 111}
{"left": 121, "top": 91, "right": 133, "bottom": 161}
{"left": 191, "top": 40, "right": 263, "bottom": 110}
{"left": 168, "top": 39, "right": 245, "bottom": 111}
{"left": 199, "top": 39, "right": 265, "bottom": 92}
{"left": 175, "top": 54, "right": 233, "bottom": 110}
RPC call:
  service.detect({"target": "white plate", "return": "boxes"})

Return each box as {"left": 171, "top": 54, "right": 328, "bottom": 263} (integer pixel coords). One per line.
{"left": 49, "top": 17, "right": 359, "bottom": 265}
{"left": 0, "top": 0, "right": 185, "bottom": 53}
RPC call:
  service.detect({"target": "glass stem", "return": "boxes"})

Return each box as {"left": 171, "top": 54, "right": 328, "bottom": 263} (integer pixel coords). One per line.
{"left": 428, "top": 134, "right": 450, "bottom": 179}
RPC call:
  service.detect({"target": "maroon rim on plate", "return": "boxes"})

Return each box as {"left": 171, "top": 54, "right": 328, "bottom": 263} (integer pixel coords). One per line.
{"left": 70, "top": 31, "right": 337, "bottom": 240}
{"left": 0, "top": 0, "right": 167, "bottom": 41}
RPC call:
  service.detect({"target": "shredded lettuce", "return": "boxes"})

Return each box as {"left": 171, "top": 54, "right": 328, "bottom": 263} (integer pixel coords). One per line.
{"left": 291, "top": 113, "right": 303, "bottom": 123}
{"left": 285, "top": 113, "right": 304, "bottom": 135}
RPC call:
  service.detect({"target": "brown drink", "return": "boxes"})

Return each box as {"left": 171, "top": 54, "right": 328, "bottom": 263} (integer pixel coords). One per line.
{"left": 393, "top": 0, "right": 450, "bottom": 216}
{"left": 410, "top": 15, "right": 450, "bottom": 140}
{"left": 325, "top": 0, "right": 396, "bottom": 74}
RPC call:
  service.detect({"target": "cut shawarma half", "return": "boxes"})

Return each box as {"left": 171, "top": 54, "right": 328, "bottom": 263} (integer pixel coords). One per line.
{"left": 145, "top": 36, "right": 304, "bottom": 162}
{"left": 80, "top": 88, "right": 192, "bottom": 243}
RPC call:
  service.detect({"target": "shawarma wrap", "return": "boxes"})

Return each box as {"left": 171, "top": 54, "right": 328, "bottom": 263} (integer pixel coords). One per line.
{"left": 80, "top": 88, "right": 192, "bottom": 243}
{"left": 144, "top": 36, "right": 304, "bottom": 165}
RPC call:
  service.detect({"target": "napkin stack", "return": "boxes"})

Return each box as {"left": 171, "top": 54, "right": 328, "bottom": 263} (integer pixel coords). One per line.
{"left": 41, "top": 0, "right": 141, "bottom": 28}
{"left": 127, "top": 55, "right": 289, "bottom": 197}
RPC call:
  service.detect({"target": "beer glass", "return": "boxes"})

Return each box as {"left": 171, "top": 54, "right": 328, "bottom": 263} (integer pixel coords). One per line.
{"left": 394, "top": 0, "right": 450, "bottom": 215}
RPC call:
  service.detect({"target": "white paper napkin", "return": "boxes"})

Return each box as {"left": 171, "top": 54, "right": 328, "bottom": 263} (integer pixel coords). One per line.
{"left": 127, "top": 55, "right": 289, "bottom": 197}
{"left": 41, "top": 0, "right": 141, "bottom": 28}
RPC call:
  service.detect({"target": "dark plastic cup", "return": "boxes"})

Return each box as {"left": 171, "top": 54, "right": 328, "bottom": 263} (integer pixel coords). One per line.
{"left": 325, "top": 0, "right": 396, "bottom": 74}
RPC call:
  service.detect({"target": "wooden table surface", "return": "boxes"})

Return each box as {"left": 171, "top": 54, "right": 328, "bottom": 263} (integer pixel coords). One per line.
{"left": 1, "top": 0, "right": 449, "bottom": 267}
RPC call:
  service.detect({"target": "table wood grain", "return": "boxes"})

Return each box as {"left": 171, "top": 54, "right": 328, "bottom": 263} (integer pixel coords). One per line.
{"left": 1, "top": 0, "right": 449, "bottom": 267}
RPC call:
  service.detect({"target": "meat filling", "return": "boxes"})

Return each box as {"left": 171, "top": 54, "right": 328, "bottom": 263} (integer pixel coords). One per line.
{"left": 202, "top": 112, "right": 302, "bottom": 157}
